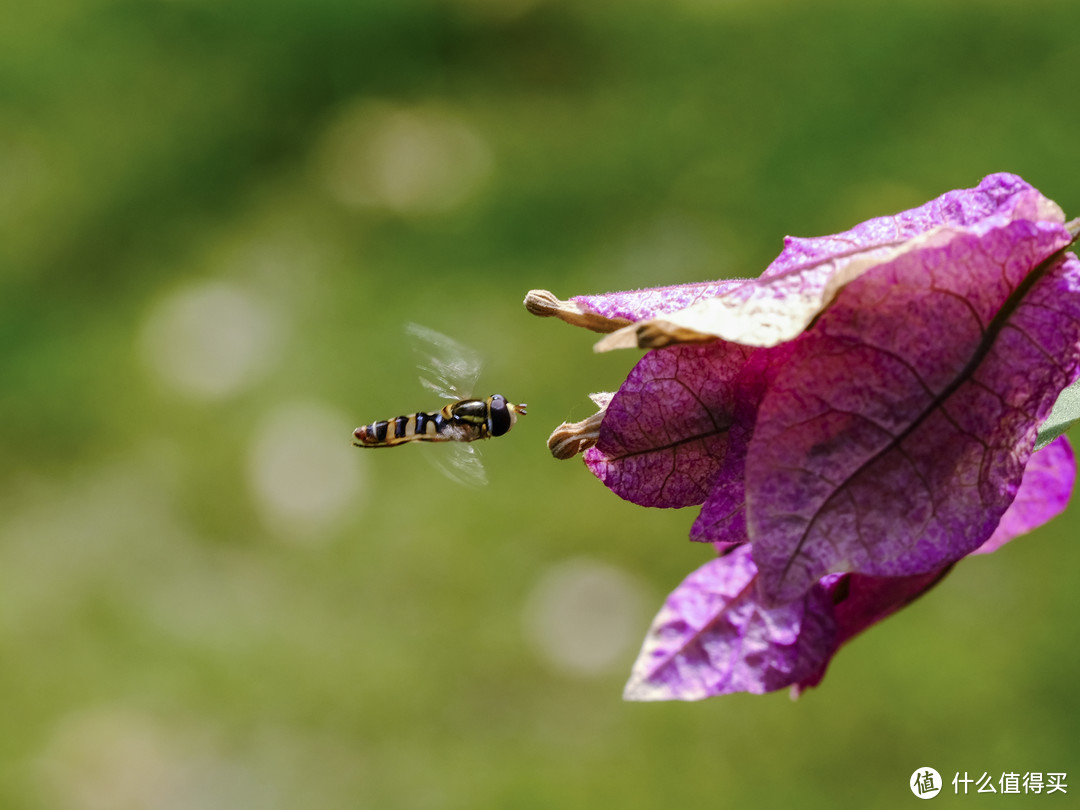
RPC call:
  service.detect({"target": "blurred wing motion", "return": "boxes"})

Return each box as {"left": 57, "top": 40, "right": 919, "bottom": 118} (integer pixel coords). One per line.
{"left": 431, "top": 442, "right": 488, "bottom": 488}
{"left": 407, "top": 323, "right": 488, "bottom": 487}
{"left": 407, "top": 322, "right": 482, "bottom": 403}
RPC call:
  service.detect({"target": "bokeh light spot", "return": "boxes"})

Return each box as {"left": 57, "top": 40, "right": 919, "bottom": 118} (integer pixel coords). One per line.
{"left": 314, "top": 101, "right": 493, "bottom": 216}
{"left": 522, "top": 558, "right": 650, "bottom": 678}
{"left": 247, "top": 402, "right": 364, "bottom": 543}
{"left": 139, "top": 281, "right": 280, "bottom": 401}
{"left": 37, "top": 708, "right": 201, "bottom": 810}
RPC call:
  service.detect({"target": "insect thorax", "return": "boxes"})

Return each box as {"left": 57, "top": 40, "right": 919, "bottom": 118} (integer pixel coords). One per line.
{"left": 447, "top": 399, "right": 488, "bottom": 425}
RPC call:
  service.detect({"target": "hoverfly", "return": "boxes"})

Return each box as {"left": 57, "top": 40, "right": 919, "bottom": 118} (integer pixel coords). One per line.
{"left": 352, "top": 323, "right": 527, "bottom": 486}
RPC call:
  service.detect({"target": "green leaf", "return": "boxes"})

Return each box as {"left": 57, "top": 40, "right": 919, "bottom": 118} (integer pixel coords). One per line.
{"left": 1035, "top": 378, "right": 1080, "bottom": 450}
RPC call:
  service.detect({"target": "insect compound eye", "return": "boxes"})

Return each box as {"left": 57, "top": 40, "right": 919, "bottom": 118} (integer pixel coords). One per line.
{"left": 488, "top": 394, "right": 512, "bottom": 437}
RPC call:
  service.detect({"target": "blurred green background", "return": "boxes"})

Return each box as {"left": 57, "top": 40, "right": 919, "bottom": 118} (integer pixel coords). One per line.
{"left": 2, "top": 0, "right": 1079, "bottom": 807}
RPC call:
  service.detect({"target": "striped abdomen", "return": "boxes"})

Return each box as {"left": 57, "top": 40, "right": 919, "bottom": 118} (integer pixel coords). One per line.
{"left": 353, "top": 395, "right": 526, "bottom": 448}
{"left": 353, "top": 407, "right": 459, "bottom": 447}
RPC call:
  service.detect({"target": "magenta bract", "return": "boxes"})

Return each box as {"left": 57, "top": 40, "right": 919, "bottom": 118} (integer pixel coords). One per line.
{"left": 533, "top": 173, "right": 1080, "bottom": 699}
{"left": 584, "top": 341, "right": 757, "bottom": 507}
{"left": 623, "top": 544, "right": 837, "bottom": 700}
{"left": 624, "top": 436, "right": 1075, "bottom": 701}
{"left": 973, "top": 431, "right": 1075, "bottom": 555}
{"left": 748, "top": 233, "right": 1080, "bottom": 603}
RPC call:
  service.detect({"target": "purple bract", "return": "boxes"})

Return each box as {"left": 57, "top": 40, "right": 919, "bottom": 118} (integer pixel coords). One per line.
{"left": 527, "top": 173, "right": 1080, "bottom": 699}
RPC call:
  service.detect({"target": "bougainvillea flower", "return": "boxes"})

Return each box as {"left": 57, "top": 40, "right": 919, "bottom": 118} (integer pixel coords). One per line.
{"left": 526, "top": 173, "right": 1080, "bottom": 699}
{"left": 621, "top": 435, "right": 1074, "bottom": 701}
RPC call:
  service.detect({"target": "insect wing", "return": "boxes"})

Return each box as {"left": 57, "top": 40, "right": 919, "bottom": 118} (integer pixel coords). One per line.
{"left": 406, "top": 322, "right": 482, "bottom": 402}
{"left": 406, "top": 323, "right": 489, "bottom": 487}
{"left": 426, "top": 442, "right": 488, "bottom": 488}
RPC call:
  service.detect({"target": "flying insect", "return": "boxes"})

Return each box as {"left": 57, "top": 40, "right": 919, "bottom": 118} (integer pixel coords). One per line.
{"left": 352, "top": 324, "right": 526, "bottom": 486}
